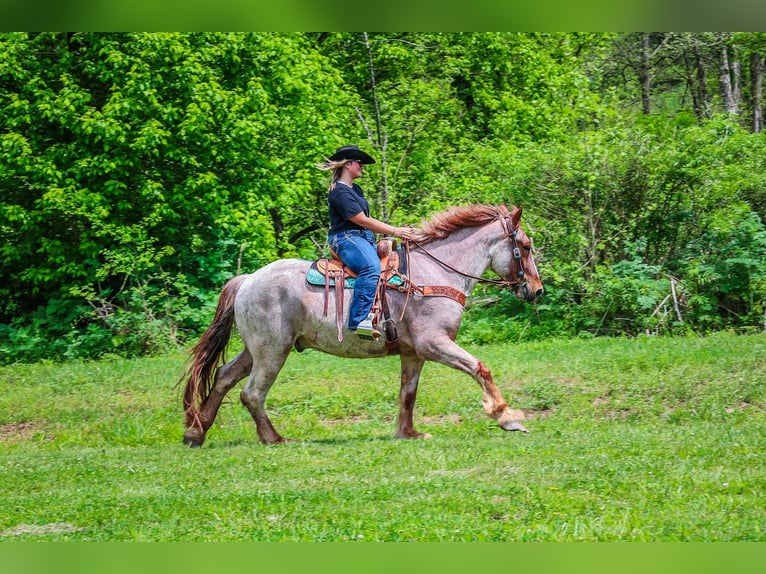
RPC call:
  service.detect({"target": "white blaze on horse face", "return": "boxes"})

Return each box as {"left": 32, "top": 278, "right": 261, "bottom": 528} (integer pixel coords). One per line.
{"left": 524, "top": 253, "right": 543, "bottom": 299}
{"left": 513, "top": 229, "right": 543, "bottom": 300}
{"left": 521, "top": 236, "right": 539, "bottom": 280}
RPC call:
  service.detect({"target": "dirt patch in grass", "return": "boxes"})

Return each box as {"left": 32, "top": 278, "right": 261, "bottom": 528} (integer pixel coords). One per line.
{"left": 420, "top": 414, "right": 462, "bottom": 425}
{"left": 726, "top": 401, "right": 756, "bottom": 413}
{"left": 592, "top": 397, "right": 635, "bottom": 420}
{"left": 0, "top": 421, "right": 42, "bottom": 442}
{"left": 319, "top": 415, "right": 369, "bottom": 427}
{"left": 2, "top": 523, "right": 84, "bottom": 537}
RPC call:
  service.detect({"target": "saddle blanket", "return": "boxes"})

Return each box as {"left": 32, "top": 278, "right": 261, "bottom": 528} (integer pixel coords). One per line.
{"left": 306, "top": 262, "right": 404, "bottom": 289}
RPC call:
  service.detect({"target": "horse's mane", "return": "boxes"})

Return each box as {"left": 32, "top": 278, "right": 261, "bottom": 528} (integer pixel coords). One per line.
{"left": 412, "top": 204, "right": 511, "bottom": 245}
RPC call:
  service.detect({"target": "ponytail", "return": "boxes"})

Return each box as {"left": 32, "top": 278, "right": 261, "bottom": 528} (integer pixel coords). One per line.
{"left": 316, "top": 159, "right": 351, "bottom": 191}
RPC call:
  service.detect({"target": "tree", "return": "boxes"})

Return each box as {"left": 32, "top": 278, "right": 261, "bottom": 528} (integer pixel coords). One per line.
{"left": 599, "top": 33, "right": 766, "bottom": 132}
{"left": 750, "top": 51, "right": 764, "bottom": 132}
{"left": 600, "top": 33, "right": 677, "bottom": 116}
{"left": 734, "top": 33, "right": 766, "bottom": 133}
{"left": 718, "top": 33, "right": 742, "bottom": 116}
{"left": 0, "top": 32, "right": 354, "bottom": 359}
{"left": 4, "top": 32, "right": 766, "bottom": 362}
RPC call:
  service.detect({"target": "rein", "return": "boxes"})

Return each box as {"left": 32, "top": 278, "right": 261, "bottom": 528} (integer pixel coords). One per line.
{"left": 408, "top": 240, "right": 513, "bottom": 289}
{"left": 405, "top": 205, "right": 527, "bottom": 290}
{"left": 366, "top": 205, "right": 530, "bottom": 330}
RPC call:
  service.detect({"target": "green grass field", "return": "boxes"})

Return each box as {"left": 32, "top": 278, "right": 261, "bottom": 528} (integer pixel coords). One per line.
{"left": 1, "top": 332, "right": 764, "bottom": 541}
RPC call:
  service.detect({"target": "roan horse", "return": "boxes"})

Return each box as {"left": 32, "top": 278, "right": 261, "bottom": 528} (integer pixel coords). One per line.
{"left": 181, "top": 204, "right": 543, "bottom": 446}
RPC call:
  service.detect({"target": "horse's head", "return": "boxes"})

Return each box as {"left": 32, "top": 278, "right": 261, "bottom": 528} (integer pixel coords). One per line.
{"left": 496, "top": 206, "right": 543, "bottom": 302}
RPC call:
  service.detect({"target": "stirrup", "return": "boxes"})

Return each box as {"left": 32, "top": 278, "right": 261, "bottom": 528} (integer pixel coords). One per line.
{"left": 356, "top": 316, "right": 380, "bottom": 341}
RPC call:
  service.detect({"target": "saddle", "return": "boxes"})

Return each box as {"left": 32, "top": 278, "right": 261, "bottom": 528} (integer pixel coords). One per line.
{"left": 306, "top": 237, "right": 466, "bottom": 345}
{"left": 316, "top": 239, "right": 400, "bottom": 279}
{"left": 306, "top": 239, "right": 403, "bottom": 344}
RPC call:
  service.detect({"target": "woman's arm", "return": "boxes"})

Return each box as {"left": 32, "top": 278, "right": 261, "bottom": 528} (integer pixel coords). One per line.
{"left": 348, "top": 212, "right": 419, "bottom": 240}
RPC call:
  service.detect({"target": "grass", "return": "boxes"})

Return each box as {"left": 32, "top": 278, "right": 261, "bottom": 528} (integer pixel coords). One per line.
{"left": 0, "top": 332, "right": 764, "bottom": 541}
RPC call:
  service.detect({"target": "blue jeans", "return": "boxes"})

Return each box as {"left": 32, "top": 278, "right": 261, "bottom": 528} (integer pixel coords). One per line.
{"left": 329, "top": 230, "right": 381, "bottom": 330}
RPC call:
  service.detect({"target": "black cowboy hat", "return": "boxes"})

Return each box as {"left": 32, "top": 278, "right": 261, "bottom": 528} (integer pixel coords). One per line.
{"left": 328, "top": 145, "right": 376, "bottom": 164}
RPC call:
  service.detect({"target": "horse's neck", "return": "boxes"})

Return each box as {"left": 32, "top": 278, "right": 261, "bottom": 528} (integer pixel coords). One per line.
{"left": 409, "top": 224, "right": 498, "bottom": 292}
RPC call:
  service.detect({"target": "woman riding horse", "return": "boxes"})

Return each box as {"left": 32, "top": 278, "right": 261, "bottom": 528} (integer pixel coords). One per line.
{"left": 319, "top": 145, "right": 420, "bottom": 339}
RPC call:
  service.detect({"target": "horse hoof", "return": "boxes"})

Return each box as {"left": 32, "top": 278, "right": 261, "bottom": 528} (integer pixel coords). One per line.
{"left": 501, "top": 420, "right": 529, "bottom": 433}
{"left": 183, "top": 429, "right": 205, "bottom": 447}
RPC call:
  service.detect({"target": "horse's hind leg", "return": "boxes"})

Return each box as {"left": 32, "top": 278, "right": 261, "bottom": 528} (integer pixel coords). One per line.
{"left": 183, "top": 350, "right": 253, "bottom": 447}
{"left": 239, "top": 346, "right": 292, "bottom": 444}
{"left": 395, "top": 355, "right": 432, "bottom": 439}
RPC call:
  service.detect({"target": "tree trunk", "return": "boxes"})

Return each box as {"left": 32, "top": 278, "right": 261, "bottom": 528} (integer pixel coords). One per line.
{"left": 733, "top": 44, "right": 742, "bottom": 110}
{"left": 363, "top": 32, "right": 390, "bottom": 222}
{"left": 751, "top": 52, "right": 764, "bottom": 133}
{"left": 719, "top": 35, "right": 740, "bottom": 116}
{"left": 685, "top": 53, "right": 702, "bottom": 120}
{"left": 693, "top": 40, "right": 710, "bottom": 120}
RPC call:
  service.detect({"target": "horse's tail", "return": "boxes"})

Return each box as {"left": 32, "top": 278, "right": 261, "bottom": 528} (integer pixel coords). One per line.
{"left": 181, "top": 275, "right": 248, "bottom": 429}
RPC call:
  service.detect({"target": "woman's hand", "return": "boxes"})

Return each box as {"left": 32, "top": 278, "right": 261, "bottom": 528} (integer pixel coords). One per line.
{"left": 393, "top": 226, "right": 419, "bottom": 241}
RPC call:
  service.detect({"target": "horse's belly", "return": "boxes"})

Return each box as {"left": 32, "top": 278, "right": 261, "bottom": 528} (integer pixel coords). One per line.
{"left": 296, "top": 333, "right": 393, "bottom": 359}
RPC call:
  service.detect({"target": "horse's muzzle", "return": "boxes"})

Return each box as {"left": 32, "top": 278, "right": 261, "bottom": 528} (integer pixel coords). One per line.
{"left": 516, "top": 283, "right": 544, "bottom": 302}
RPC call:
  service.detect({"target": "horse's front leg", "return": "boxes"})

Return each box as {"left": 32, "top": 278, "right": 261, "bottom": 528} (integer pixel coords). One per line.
{"left": 419, "top": 337, "right": 528, "bottom": 433}
{"left": 395, "top": 354, "right": 432, "bottom": 439}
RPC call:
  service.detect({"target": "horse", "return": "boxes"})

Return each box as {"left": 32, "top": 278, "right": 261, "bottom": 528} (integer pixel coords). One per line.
{"left": 181, "top": 204, "right": 543, "bottom": 446}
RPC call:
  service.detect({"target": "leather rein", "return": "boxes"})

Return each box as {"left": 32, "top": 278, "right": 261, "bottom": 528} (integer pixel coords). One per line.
{"left": 405, "top": 205, "right": 527, "bottom": 291}
{"left": 320, "top": 207, "right": 527, "bottom": 343}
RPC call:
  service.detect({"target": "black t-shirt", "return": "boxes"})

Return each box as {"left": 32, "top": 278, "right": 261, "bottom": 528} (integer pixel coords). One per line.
{"left": 328, "top": 181, "right": 371, "bottom": 234}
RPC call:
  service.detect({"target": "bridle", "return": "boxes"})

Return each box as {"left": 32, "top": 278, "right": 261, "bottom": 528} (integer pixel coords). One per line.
{"left": 497, "top": 204, "right": 529, "bottom": 287}
{"left": 380, "top": 205, "right": 530, "bottom": 325}
{"left": 407, "top": 205, "right": 529, "bottom": 290}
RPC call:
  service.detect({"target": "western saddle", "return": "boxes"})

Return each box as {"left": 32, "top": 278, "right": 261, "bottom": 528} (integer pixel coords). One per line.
{"left": 309, "top": 238, "right": 466, "bottom": 345}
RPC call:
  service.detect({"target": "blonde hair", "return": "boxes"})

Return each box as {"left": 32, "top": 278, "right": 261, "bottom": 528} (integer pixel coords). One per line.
{"left": 316, "top": 159, "right": 352, "bottom": 191}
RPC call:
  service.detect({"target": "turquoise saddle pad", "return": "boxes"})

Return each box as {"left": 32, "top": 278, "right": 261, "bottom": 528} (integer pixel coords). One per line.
{"left": 306, "top": 265, "right": 404, "bottom": 289}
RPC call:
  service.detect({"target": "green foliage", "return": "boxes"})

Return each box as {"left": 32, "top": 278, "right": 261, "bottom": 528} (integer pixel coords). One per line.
{"left": 315, "top": 33, "right": 606, "bottom": 222}
{"left": 680, "top": 204, "right": 766, "bottom": 329}
{"left": 451, "top": 112, "right": 766, "bottom": 340}
{"left": 0, "top": 32, "right": 353, "bottom": 362}
{"left": 2, "top": 32, "right": 766, "bottom": 362}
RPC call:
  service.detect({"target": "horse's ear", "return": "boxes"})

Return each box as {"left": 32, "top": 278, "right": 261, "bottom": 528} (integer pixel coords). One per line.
{"left": 511, "top": 206, "right": 523, "bottom": 227}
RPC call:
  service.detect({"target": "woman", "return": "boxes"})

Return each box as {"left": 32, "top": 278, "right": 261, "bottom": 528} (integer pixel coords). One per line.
{"left": 319, "top": 145, "right": 419, "bottom": 339}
